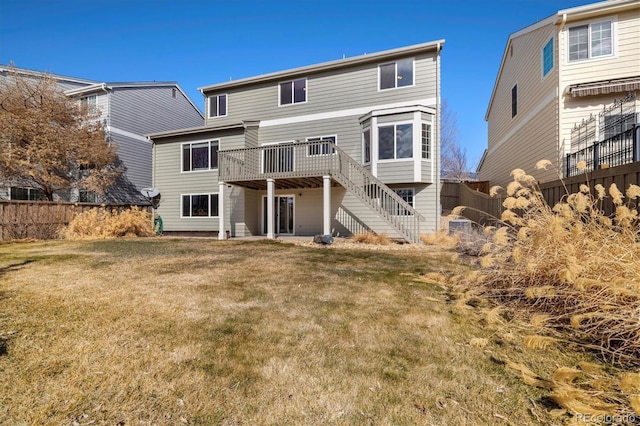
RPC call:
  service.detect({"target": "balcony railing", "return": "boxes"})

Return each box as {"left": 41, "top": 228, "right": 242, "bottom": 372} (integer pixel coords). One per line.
{"left": 219, "top": 140, "right": 424, "bottom": 243}
{"left": 566, "top": 125, "right": 640, "bottom": 177}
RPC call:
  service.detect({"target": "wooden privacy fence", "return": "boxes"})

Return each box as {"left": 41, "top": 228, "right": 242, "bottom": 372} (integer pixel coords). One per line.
{"left": 0, "top": 201, "right": 151, "bottom": 241}
{"left": 442, "top": 162, "right": 640, "bottom": 224}
{"left": 441, "top": 182, "right": 504, "bottom": 225}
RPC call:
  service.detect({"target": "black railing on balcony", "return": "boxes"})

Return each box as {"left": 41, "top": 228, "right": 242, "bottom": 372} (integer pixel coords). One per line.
{"left": 566, "top": 125, "right": 640, "bottom": 177}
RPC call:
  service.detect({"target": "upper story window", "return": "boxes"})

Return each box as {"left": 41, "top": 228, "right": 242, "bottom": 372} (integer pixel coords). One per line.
{"left": 306, "top": 135, "right": 336, "bottom": 156}
{"left": 182, "top": 140, "right": 219, "bottom": 172}
{"left": 511, "top": 84, "right": 518, "bottom": 118}
{"left": 568, "top": 21, "right": 612, "bottom": 62}
{"left": 208, "top": 94, "right": 227, "bottom": 118}
{"left": 379, "top": 123, "right": 413, "bottom": 160}
{"left": 80, "top": 95, "right": 97, "bottom": 113}
{"left": 10, "top": 187, "right": 44, "bottom": 201}
{"left": 542, "top": 38, "right": 554, "bottom": 76}
{"left": 379, "top": 58, "right": 414, "bottom": 90}
{"left": 280, "top": 78, "right": 306, "bottom": 105}
{"left": 421, "top": 123, "right": 431, "bottom": 159}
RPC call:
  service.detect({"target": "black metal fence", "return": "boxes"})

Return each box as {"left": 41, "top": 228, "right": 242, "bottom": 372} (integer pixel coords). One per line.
{"left": 566, "top": 93, "right": 638, "bottom": 177}
{"left": 566, "top": 125, "right": 640, "bottom": 176}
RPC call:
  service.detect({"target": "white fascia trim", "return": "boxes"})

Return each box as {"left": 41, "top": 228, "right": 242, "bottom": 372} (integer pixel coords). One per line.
{"left": 64, "top": 83, "right": 108, "bottom": 97}
{"left": 260, "top": 98, "right": 436, "bottom": 128}
{"left": 487, "top": 87, "right": 558, "bottom": 157}
{"left": 108, "top": 127, "right": 152, "bottom": 144}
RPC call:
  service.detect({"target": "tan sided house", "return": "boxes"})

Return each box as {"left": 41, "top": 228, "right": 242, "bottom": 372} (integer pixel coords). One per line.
{"left": 148, "top": 41, "right": 444, "bottom": 243}
{"left": 478, "top": 0, "right": 640, "bottom": 187}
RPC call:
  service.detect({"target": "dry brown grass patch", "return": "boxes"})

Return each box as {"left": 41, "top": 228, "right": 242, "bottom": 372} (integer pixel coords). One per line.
{"left": 64, "top": 206, "right": 154, "bottom": 239}
{"left": 0, "top": 238, "right": 576, "bottom": 425}
{"left": 350, "top": 231, "right": 392, "bottom": 245}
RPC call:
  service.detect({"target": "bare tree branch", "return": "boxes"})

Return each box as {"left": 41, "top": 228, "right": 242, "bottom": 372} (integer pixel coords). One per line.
{"left": 441, "top": 99, "right": 471, "bottom": 182}
{"left": 0, "top": 66, "right": 122, "bottom": 200}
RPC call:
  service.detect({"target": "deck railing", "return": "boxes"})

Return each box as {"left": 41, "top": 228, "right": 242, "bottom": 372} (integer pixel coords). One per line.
{"left": 219, "top": 141, "right": 424, "bottom": 243}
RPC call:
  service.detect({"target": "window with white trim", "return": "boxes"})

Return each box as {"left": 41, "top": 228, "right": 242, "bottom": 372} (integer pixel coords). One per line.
{"left": 568, "top": 21, "right": 612, "bottom": 62}
{"left": 362, "top": 129, "right": 371, "bottom": 164}
{"left": 306, "top": 135, "right": 336, "bottom": 156}
{"left": 542, "top": 37, "right": 554, "bottom": 76}
{"left": 182, "top": 140, "right": 219, "bottom": 172}
{"left": 208, "top": 94, "right": 227, "bottom": 118}
{"left": 382, "top": 188, "right": 414, "bottom": 216}
{"left": 279, "top": 78, "right": 306, "bottom": 105}
{"left": 379, "top": 123, "right": 413, "bottom": 160}
{"left": 379, "top": 58, "right": 414, "bottom": 90}
{"left": 10, "top": 187, "right": 44, "bottom": 201}
{"left": 181, "top": 193, "right": 219, "bottom": 217}
{"left": 80, "top": 95, "right": 97, "bottom": 113}
{"left": 79, "top": 191, "right": 96, "bottom": 203}
{"left": 421, "top": 123, "right": 431, "bottom": 159}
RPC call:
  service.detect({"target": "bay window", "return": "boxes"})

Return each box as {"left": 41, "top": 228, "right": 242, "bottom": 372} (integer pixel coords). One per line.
{"left": 378, "top": 124, "right": 413, "bottom": 160}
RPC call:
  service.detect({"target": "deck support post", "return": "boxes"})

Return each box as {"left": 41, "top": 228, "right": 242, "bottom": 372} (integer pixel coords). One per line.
{"left": 267, "top": 178, "right": 275, "bottom": 239}
{"left": 323, "top": 175, "right": 331, "bottom": 236}
{"left": 218, "top": 181, "right": 226, "bottom": 240}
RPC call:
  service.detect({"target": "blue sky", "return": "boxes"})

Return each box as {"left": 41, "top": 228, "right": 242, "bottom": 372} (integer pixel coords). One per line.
{"left": 0, "top": 0, "right": 591, "bottom": 169}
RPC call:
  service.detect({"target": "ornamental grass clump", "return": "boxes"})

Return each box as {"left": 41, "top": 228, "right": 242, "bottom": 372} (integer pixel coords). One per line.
{"left": 471, "top": 161, "right": 640, "bottom": 365}
{"left": 65, "top": 206, "right": 154, "bottom": 239}
{"left": 450, "top": 161, "right": 640, "bottom": 421}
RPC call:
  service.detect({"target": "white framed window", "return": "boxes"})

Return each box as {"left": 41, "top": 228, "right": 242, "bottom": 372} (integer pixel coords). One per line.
{"left": 511, "top": 84, "right": 518, "bottom": 118}
{"left": 542, "top": 37, "right": 554, "bottom": 77}
{"left": 379, "top": 58, "right": 414, "bottom": 90}
{"left": 181, "top": 193, "right": 219, "bottom": 217}
{"left": 568, "top": 20, "right": 613, "bottom": 62}
{"left": 208, "top": 94, "right": 227, "bottom": 118}
{"left": 79, "top": 190, "right": 96, "bottom": 203}
{"left": 10, "top": 187, "right": 44, "bottom": 201}
{"left": 382, "top": 188, "right": 415, "bottom": 216}
{"left": 306, "top": 135, "right": 336, "bottom": 156}
{"left": 80, "top": 95, "right": 97, "bottom": 113}
{"left": 362, "top": 128, "right": 371, "bottom": 164}
{"left": 378, "top": 123, "right": 413, "bottom": 160}
{"left": 182, "top": 140, "right": 219, "bottom": 172}
{"left": 421, "top": 123, "right": 431, "bottom": 159}
{"left": 279, "top": 78, "right": 306, "bottom": 105}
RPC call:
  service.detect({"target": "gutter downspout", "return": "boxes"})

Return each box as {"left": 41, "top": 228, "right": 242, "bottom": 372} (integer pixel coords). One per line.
{"left": 436, "top": 41, "right": 441, "bottom": 231}
{"left": 558, "top": 13, "right": 567, "bottom": 175}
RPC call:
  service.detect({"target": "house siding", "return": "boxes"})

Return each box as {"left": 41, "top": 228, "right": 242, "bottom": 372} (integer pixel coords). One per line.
{"left": 482, "top": 21, "right": 560, "bottom": 186}
{"left": 110, "top": 86, "right": 203, "bottom": 136}
{"left": 153, "top": 130, "right": 245, "bottom": 232}
{"left": 204, "top": 52, "right": 437, "bottom": 128}
{"left": 559, "top": 8, "right": 640, "bottom": 153}
{"left": 111, "top": 133, "right": 152, "bottom": 191}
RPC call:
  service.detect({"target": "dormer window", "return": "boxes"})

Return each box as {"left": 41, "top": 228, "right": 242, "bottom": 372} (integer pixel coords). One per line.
{"left": 208, "top": 94, "right": 227, "bottom": 118}
{"left": 279, "top": 78, "right": 306, "bottom": 105}
{"left": 379, "top": 58, "right": 414, "bottom": 90}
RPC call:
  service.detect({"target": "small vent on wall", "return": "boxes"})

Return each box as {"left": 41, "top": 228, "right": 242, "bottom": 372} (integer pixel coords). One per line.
{"left": 172, "top": 88, "right": 177, "bottom": 98}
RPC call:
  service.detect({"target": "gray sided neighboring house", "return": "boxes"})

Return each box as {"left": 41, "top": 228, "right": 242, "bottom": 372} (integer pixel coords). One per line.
{"left": 0, "top": 66, "right": 204, "bottom": 203}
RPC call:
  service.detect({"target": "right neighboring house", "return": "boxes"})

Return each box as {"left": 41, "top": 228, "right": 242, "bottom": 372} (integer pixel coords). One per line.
{"left": 478, "top": 0, "right": 640, "bottom": 187}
